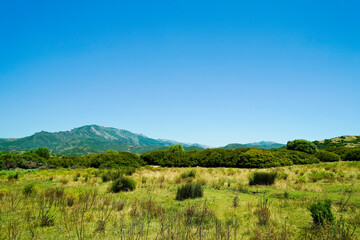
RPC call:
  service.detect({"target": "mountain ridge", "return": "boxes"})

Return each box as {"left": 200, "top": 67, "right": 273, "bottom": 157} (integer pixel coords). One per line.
{"left": 222, "top": 141, "right": 285, "bottom": 150}
{"left": 0, "top": 125, "right": 204, "bottom": 155}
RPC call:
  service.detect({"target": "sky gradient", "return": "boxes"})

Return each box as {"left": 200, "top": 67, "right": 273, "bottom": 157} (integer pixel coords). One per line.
{"left": 1, "top": 0, "right": 359, "bottom": 146}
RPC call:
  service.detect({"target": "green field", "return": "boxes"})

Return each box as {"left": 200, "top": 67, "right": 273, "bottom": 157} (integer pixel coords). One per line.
{"left": 1, "top": 162, "right": 359, "bottom": 239}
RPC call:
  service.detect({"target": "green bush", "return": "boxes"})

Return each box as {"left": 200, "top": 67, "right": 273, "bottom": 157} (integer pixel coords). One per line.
{"left": 277, "top": 172, "right": 288, "bottom": 180}
{"left": 309, "top": 200, "right": 334, "bottom": 225}
{"left": 249, "top": 172, "right": 277, "bottom": 185}
{"left": 35, "top": 147, "right": 51, "bottom": 159}
{"left": 176, "top": 182, "right": 203, "bottom": 201}
{"left": 315, "top": 150, "right": 340, "bottom": 162}
{"left": 101, "top": 173, "right": 110, "bottom": 182}
{"left": 274, "top": 149, "right": 319, "bottom": 165}
{"left": 308, "top": 171, "right": 335, "bottom": 182}
{"left": 110, "top": 177, "right": 136, "bottom": 193}
{"left": 343, "top": 149, "right": 360, "bottom": 161}
{"left": 287, "top": 139, "right": 317, "bottom": 154}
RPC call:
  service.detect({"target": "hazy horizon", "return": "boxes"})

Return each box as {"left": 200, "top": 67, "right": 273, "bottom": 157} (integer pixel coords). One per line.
{"left": 1, "top": 1, "right": 359, "bottom": 146}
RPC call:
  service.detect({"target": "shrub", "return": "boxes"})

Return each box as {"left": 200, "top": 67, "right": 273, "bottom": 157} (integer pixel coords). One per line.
{"left": 101, "top": 173, "right": 110, "bottom": 182}
{"left": 255, "top": 197, "right": 271, "bottom": 225}
{"left": 110, "top": 177, "right": 136, "bottom": 193}
{"left": 287, "top": 139, "right": 317, "bottom": 154}
{"left": 35, "top": 147, "right": 51, "bottom": 159}
{"left": 295, "top": 175, "right": 307, "bottom": 183}
{"left": 249, "top": 172, "right": 277, "bottom": 185}
{"left": 278, "top": 150, "right": 319, "bottom": 165}
{"left": 309, "top": 200, "right": 334, "bottom": 225}
{"left": 124, "top": 167, "right": 136, "bottom": 176}
{"left": 180, "top": 170, "right": 196, "bottom": 179}
{"left": 284, "top": 191, "right": 290, "bottom": 199}
{"left": 23, "top": 183, "right": 35, "bottom": 197}
{"left": 343, "top": 149, "right": 360, "bottom": 161}
{"left": 308, "top": 171, "right": 335, "bottom": 182}
{"left": 277, "top": 172, "right": 288, "bottom": 180}
{"left": 315, "top": 150, "right": 340, "bottom": 162}
{"left": 238, "top": 149, "right": 292, "bottom": 168}
{"left": 176, "top": 182, "right": 203, "bottom": 201}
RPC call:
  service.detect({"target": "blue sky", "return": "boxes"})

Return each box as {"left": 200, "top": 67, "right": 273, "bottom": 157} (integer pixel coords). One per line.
{"left": 1, "top": 0, "right": 359, "bottom": 146}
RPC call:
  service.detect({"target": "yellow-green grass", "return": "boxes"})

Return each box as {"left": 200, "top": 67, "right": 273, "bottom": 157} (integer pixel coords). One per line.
{"left": 0, "top": 162, "right": 359, "bottom": 239}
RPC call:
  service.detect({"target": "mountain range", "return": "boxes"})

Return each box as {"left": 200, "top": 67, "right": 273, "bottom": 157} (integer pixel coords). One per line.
{"left": 0, "top": 125, "right": 285, "bottom": 155}
{"left": 0, "top": 125, "right": 206, "bottom": 155}
{"left": 222, "top": 141, "right": 285, "bottom": 150}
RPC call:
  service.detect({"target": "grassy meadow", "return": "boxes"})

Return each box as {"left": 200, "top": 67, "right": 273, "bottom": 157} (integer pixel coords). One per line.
{"left": 1, "top": 162, "right": 360, "bottom": 239}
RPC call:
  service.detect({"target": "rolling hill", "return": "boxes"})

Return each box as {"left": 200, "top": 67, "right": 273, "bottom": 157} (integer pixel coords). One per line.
{"left": 314, "top": 135, "right": 360, "bottom": 149}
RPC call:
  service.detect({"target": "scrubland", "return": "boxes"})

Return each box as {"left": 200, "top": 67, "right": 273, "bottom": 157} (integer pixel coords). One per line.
{"left": 1, "top": 161, "right": 359, "bottom": 239}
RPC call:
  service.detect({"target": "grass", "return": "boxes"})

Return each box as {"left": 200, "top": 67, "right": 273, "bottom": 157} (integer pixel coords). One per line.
{"left": 0, "top": 162, "right": 359, "bottom": 239}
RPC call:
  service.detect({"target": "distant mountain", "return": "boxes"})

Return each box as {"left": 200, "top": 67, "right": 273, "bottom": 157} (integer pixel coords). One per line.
{"left": 314, "top": 136, "right": 360, "bottom": 149}
{"left": 0, "top": 125, "right": 203, "bottom": 155}
{"left": 222, "top": 141, "right": 285, "bottom": 150}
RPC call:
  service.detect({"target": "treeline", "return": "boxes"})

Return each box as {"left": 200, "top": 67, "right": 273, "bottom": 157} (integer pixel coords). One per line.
{"left": 1, "top": 141, "right": 360, "bottom": 170}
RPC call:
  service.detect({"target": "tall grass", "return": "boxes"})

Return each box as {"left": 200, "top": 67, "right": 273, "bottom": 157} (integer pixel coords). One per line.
{"left": 176, "top": 182, "right": 203, "bottom": 201}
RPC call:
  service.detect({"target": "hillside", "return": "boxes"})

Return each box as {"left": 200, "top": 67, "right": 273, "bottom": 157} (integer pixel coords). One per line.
{"left": 222, "top": 141, "right": 285, "bottom": 150}
{"left": 314, "top": 135, "right": 360, "bottom": 149}
{"left": 0, "top": 125, "right": 203, "bottom": 155}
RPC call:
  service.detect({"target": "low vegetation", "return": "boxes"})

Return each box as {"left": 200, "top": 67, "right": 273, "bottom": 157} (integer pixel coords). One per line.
{"left": 0, "top": 140, "right": 360, "bottom": 239}
{"left": 0, "top": 161, "right": 359, "bottom": 239}
{"left": 1, "top": 140, "right": 360, "bottom": 171}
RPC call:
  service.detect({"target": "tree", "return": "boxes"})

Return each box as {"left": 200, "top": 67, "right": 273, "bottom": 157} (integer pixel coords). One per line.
{"left": 35, "top": 147, "right": 51, "bottom": 159}
{"left": 286, "top": 139, "right": 317, "bottom": 154}
{"left": 168, "top": 144, "right": 185, "bottom": 153}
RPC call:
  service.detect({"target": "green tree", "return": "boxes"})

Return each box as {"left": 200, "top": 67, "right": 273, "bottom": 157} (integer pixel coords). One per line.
{"left": 35, "top": 147, "right": 51, "bottom": 159}
{"left": 168, "top": 144, "right": 185, "bottom": 153}
{"left": 287, "top": 139, "right": 317, "bottom": 154}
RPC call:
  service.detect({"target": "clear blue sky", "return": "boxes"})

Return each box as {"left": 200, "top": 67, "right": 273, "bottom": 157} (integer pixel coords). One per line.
{"left": 1, "top": 0, "right": 359, "bottom": 146}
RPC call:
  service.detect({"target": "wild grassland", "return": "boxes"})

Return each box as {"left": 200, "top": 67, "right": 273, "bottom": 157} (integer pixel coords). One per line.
{"left": 0, "top": 162, "right": 359, "bottom": 239}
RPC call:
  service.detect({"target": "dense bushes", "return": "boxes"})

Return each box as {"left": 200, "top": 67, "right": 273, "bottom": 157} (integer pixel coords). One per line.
{"left": 110, "top": 177, "right": 136, "bottom": 193}
{"left": 45, "top": 151, "right": 144, "bottom": 169}
{"left": 249, "top": 172, "right": 277, "bottom": 185}
{"left": 1, "top": 149, "right": 144, "bottom": 170}
{"left": 274, "top": 149, "right": 319, "bottom": 165}
{"left": 315, "top": 150, "right": 340, "bottom": 162}
{"left": 1, "top": 145, "right": 359, "bottom": 171}
{"left": 176, "top": 182, "right": 203, "bottom": 201}
{"left": 0, "top": 150, "right": 46, "bottom": 170}
{"left": 343, "top": 149, "right": 360, "bottom": 161}
{"left": 287, "top": 139, "right": 317, "bottom": 154}
{"left": 141, "top": 148, "right": 320, "bottom": 168}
